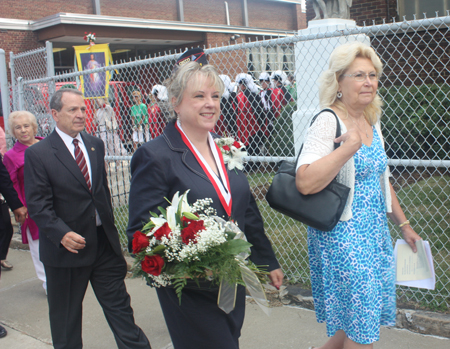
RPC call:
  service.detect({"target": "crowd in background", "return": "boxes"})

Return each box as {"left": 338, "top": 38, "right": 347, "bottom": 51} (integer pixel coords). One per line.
{"left": 91, "top": 71, "right": 295, "bottom": 158}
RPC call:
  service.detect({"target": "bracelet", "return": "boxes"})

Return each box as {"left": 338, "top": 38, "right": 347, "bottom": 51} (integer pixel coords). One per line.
{"left": 399, "top": 220, "right": 410, "bottom": 228}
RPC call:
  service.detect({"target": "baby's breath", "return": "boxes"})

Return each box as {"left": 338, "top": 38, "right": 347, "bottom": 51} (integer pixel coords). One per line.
{"left": 132, "top": 190, "right": 260, "bottom": 304}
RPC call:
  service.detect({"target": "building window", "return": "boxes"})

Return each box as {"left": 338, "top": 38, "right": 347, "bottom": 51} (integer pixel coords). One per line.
{"left": 246, "top": 45, "right": 294, "bottom": 79}
{"left": 398, "top": 0, "right": 449, "bottom": 20}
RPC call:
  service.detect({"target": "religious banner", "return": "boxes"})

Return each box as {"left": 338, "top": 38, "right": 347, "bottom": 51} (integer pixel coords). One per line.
{"left": 74, "top": 43, "right": 113, "bottom": 99}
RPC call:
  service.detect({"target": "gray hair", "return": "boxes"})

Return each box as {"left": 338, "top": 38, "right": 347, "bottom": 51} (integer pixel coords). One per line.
{"left": 50, "top": 89, "right": 83, "bottom": 112}
{"left": 318, "top": 42, "right": 383, "bottom": 125}
{"left": 165, "top": 62, "right": 224, "bottom": 121}
{"left": 8, "top": 110, "right": 38, "bottom": 137}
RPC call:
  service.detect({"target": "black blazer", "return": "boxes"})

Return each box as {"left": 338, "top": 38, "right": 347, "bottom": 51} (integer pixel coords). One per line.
{"left": 127, "top": 121, "right": 280, "bottom": 271}
{"left": 0, "top": 159, "right": 23, "bottom": 230}
{"left": 24, "top": 130, "right": 122, "bottom": 267}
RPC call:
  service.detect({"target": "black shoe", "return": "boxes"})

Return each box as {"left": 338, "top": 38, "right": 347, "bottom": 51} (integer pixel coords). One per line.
{"left": 0, "top": 325, "right": 7, "bottom": 338}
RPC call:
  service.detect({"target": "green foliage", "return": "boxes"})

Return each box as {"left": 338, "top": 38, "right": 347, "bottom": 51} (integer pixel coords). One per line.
{"left": 394, "top": 175, "right": 450, "bottom": 311}
{"left": 248, "top": 172, "right": 450, "bottom": 312}
{"left": 269, "top": 102, "right": 296, "bottom": 157}
{"left": 113, "top": 205, "right": 129, "bottom": 247}
{"left": 380, "top": 83, "right": 450, "bottom": 160}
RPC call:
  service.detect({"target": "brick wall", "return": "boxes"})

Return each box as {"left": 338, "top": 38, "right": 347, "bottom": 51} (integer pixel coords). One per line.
{"left": 204, "top": 33, "right": 248, "bottom": 77}
{"left": 0, "top": 30, "right": 44, "bottom": 81}
{"left": 183, "top": 0, "right": 243, "bottom": 26}
{"left": 2, "top": 0, "right": 301, "bottom": 31}
{"left": 101, "top": 0, "right": 178, "bottom": 21}
{"left": 248, "top": 0, "right": 298, "bottom": 30}
{"left": 305, "top": 0, "right": 398, "bottom": 25}
{"left": 1, "top": 0, "right": 93, "bottom": 20}
{"left": 303, "top": 1, "right": 448, "bottom": 87}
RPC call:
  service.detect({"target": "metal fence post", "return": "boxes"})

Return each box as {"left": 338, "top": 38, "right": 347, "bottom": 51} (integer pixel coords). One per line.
{"left": 0, "top": 49, "right": 11, "bottom": 134}
{"left": 46, "top": 41, "right": 55, "bottom": 94}
{"left": 10, "top": 51, "right": 17, "bottom": 112}
{"left": 17, "top": 77, "right": 24, "bottom": 111}
{"left": 46, "top": 41, "right": 57, "bottom": 131}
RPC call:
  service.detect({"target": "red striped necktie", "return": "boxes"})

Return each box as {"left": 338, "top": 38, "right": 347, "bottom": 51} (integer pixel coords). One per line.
{"left": 73, "top": 139, "right": 91, "bottom": 191}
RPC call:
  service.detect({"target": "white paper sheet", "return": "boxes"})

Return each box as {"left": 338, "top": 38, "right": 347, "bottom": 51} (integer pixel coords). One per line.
{"left": 394, "top": 239, "right": 435, "bottom": 290}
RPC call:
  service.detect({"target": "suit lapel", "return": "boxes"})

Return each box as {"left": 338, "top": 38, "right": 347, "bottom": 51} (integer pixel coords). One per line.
{"left": 50, "top": 131, "right": 91, "bottom": 193}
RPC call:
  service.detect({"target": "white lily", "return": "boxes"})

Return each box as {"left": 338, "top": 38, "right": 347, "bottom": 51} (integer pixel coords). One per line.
{"left": 179, "top": 190, "right": 192, "bottom": 214}
{"left": 150, "top": 217, "right": 167, "bottom": 230}
{"left": 166, "top": 206, "right": 177, "bottom": 230}
{"left": 171, "top": 191, "right": 181, "bottom": 209}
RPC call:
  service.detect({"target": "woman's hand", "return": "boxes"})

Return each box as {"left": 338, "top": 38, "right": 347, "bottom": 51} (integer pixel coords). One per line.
{"left": 401, "top": 225, "right": 422, "bottom": 253}
{"left": 334, "top": 125, "right": 362, "bottom": 151}
{"left": 268, "top": 268, "right": 284, "bottom": 290}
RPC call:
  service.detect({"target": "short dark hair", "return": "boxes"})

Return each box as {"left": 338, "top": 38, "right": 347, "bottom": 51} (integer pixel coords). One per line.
{"left": 50, "top": 89, "right": 82, "bottom": 111}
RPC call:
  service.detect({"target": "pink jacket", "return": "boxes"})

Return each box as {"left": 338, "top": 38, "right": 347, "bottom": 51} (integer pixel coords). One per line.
{"left": 0, "top": 127, "right": 7, "bottom": 156}
{"left": 3, "top": 137, "right": 44, "bottom": 243}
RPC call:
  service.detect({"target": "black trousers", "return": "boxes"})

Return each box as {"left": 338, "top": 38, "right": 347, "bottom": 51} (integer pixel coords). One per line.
{"left": 0, "top": 202, "right": 14, "bottom": 261}
{"left": 156, "top": 281, "right": 245, "bottom": 349}
{"left": 44, "top": 226, "right": 151, "bottom": 349}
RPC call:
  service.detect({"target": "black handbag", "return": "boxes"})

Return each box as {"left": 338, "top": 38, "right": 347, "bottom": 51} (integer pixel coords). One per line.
{"left": 266, "top": 109, "right": 350, "bottom": 232}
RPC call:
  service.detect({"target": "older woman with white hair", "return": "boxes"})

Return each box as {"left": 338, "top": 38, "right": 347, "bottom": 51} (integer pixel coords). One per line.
{"left": 3, "top": 110, "right": 46, "bottom": 291}
{"left": 295, "top": 42, "right": 421, "bottom": 349}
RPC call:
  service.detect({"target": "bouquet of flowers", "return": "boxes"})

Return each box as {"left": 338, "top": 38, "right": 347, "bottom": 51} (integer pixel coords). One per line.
{"left": 132, "top": 190, "right": 269, "bottom": 312}
{"left": 83, "top": 32, "right": 96, "bottom": 44}
{"left": 214, "top": 137, "right": 247, "bottom": 171}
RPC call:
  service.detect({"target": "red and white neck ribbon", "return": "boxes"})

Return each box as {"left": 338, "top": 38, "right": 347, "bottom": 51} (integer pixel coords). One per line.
{"left": 175, "top": 121, "right": 232, "bottom": 217}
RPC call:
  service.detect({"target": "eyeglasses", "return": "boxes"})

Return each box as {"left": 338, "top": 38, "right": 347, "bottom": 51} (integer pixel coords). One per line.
{"left": 342, "top": 72, "right": 378, "bottom": 82}
{"left": 259, "top": 79, "right": 270, "bottom": 82}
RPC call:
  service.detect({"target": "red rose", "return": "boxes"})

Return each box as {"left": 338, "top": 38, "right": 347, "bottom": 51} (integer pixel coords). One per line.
{"left": 141, "top": 255, "right": 165, "bottom": 276}
{"left": 181, "top": 220, "right": 205, "bottom": 244}
{"left": 222, "top": 145, "right": 230, "bottom": 151}
{"left": 132, "top": 231, "right": 150, "bottom": 254}
{"left": 233, "top": 141, "right": 241, "bottom": 149}
{"left": 153, "top": 222, "right": 171, "bottom": 240}
{"left": 181, "top": 216, "right": 197, "bottom": 227}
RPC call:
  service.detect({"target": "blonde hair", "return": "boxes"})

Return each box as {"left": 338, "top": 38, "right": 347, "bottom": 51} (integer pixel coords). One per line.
{"left": 166, "top": 62, "right": 224, "bottom": 121}
{"left": 8, "top": 110, "right": 38, "bottom": 137}
{"left": 318, "top": 42, "right": 383, "bottom": 125}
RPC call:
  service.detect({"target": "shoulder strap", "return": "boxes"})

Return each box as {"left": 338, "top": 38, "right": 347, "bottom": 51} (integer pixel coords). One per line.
{"left": 295, "top": 108, "right": 342, "bottom": 163}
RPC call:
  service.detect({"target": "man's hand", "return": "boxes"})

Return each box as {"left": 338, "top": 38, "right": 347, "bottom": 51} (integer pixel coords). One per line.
{"left": 13, "top": 206, "right": 27, "bottom": 224}
{"left": 61, "top": 232, "right": 86, "bottom": 254}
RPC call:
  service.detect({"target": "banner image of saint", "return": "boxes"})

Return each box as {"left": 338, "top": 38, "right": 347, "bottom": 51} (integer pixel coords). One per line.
{"left": 74, "top": 44, "right": 113, "bottom": 99}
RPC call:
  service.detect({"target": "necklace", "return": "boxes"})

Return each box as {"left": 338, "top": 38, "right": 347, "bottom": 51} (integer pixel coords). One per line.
{"left": 348, "top": 115, "right": 369, "bottom": 138}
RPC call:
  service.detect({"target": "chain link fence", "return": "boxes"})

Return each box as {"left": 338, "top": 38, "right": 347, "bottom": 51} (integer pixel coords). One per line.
{"left": 6, "top": 42, "right": 56, "bottom": 140}
{"left": 6, "top": 16, "right": 450, "bottom": 311}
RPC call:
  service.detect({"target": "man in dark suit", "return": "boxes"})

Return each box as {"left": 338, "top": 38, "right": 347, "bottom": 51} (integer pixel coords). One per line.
{"left": 24, "top": 89, "right": 151, "bottom": 349}
{"left": 0, "top": 158, "right": 27, "bottom": 338}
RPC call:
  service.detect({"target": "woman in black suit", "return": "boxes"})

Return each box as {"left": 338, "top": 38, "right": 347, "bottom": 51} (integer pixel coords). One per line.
{"left": 127, "top": 62, "right": 283, "bottom": 349}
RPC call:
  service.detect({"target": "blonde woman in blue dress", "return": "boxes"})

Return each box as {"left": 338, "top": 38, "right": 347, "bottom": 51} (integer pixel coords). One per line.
{"left": 295, "top": 42, "right": 421, "bottom": 349}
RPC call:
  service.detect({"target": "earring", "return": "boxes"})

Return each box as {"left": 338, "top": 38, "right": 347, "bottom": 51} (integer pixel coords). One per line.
{"left": 337, "top": 91, "right": 342, "bottom": 99}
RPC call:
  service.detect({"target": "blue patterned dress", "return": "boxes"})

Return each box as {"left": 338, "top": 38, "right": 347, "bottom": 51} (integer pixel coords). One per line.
{"left": 307, "top": 128, "right": 396, "bottom": 344}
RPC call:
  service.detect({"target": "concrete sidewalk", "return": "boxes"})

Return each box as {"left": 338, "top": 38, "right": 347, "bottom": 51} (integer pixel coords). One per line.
{"left": 1, "top": 248, "right": 449, "bottom": 349}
